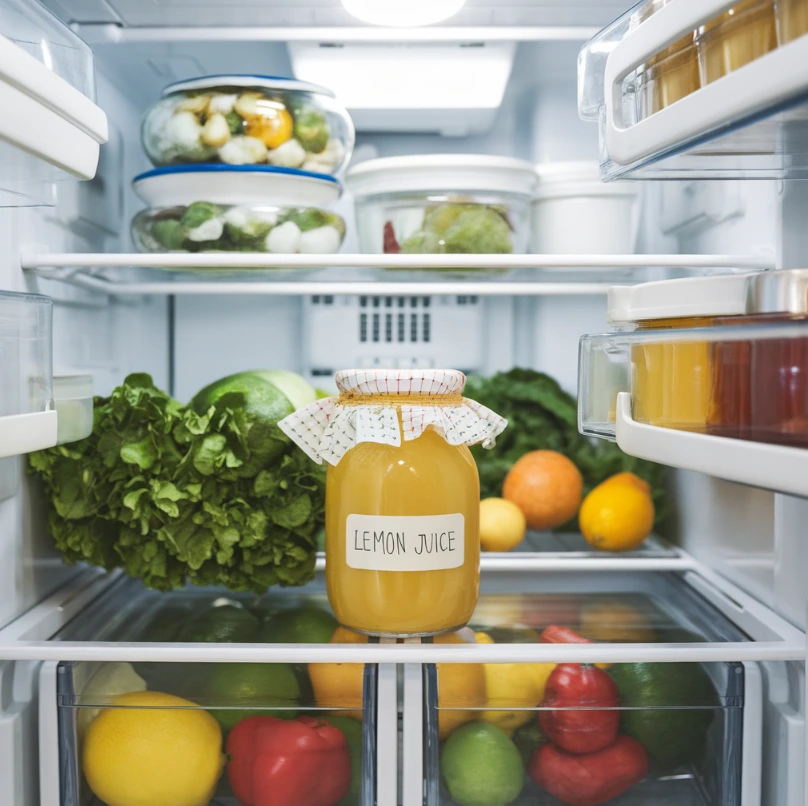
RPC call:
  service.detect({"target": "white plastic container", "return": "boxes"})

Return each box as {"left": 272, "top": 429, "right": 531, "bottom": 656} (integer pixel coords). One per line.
{"left": 53, "top": 374, "right": 93, "bottom": 445}
{"left": 531, "top": 162, "right": 640, "bottom": 254}
{"left": 346, "top": 155, "right": 536, "bottom": 255}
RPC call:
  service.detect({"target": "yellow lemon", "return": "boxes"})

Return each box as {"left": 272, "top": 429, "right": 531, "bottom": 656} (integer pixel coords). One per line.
{"left": 579, "top": 474, "right": 655, "bottom": 552}
{"left": 479, "top": 498, "right": 527, "bottom": 552}
{"left": 580, "top": 601, "right": 656, "bottom": 643}
{"left": 435, "top": 631, "right": 487, "bottom": 740}
{"left": 82, "top": 691, "right": 224, "bottom": 806}
{"left": 475, "top": 632, "right": 555, "bottom": 736}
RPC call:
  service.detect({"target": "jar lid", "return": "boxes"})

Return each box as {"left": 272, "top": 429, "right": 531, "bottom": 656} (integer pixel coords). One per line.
{"left": 608, "top": 274, "right": 750, "bottom": 323}
{"left": 335, "top": 368, "right": 466, "bottom": 396}
{"left": 133, "top": 165, "right": 342, "bottom": 208}
{"left": 279, "top": 368, "right": 507, "bottom": 466}
{"left": 54, "top": 374, "right": 93, "bottom": 400}
{"left": 746, "top": 269, "right": 808, "bottom": 314}
{"left": 162, "top": 74, "right": 336, "bottom": 99}
{"left": 345, "top": 155, "right": 537, "bottom": 199}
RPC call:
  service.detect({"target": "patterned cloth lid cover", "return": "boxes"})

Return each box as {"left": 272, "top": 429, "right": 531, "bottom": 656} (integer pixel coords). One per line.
{"left": 278, "top": 369, "right": 507, "bottom": 466}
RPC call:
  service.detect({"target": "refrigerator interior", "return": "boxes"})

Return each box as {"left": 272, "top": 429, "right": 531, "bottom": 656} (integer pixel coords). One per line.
{"left": 0, "top": 0, "right": 805, "bottom": 805}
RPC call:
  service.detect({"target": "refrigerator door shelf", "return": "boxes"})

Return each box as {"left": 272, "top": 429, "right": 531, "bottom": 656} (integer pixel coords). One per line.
{"left": 615, "top": 392, "right": 808, "bottom": 498}
{"left": 0, "top": 33, "right": 107, "bottom": 205}
{"left": 581, "top": 0, "right": 808, "bottom": 180}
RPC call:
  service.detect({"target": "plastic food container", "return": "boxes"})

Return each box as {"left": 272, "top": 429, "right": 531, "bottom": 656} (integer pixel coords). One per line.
{"left": 279, "top": 369, "right": 506, "bottom": 637}
{"left": 132, "top": 166, "right": 346, "bottom": 255}
{"left": 49, "top": 580, "right": 375, "bottom": 806}
{"left": 580, "top": 270, "right": 808, "bottom": 447}
{"left": 53, "top": 374, "right": 93, "bottom": 445}
{"left": 141, "top": 75, "right": 355, "bottom": 175}
{"left": 531, "top": 162, "right": 640, "bottom": 254}
{"left": 578, "top": 274, "right": 749, "bottom": 437}
{"left": 696, "top": 0, "right": 778, "bottom": 85}
{"left": 775, "top": 0, "right": 808, "bottom": 42}
{"left": 346, "top": 155, "right": 536, "bottom": 255}
{"left": 425, "top": 573, "right": 752, "bottom": 806}
{"left": 635, "top": 0, "right": 701, "bottom": 119}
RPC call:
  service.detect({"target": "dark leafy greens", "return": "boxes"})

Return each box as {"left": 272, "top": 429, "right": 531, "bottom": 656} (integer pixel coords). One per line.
{"left": 465, "top": 368, "right": 668, "bottom": 530}
{"left": 29, "top": 373, "right": 324, "bottom": 592}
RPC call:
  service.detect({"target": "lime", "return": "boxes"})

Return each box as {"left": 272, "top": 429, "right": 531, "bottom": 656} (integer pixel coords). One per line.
{"left": 511, "top": 721, "right": 545, "bottom": 768}
{"left": 609, "top": 662, "right": 717, "bottom": 774}
{"left": 205, "top": 662, "right": 301, "bottom": 734}
{"left": 178, "top": 604, "right": 260, "bottom": 644}
{"left": 440, "top": 722, "right": 524, "bottom": 806}
{"left": 261, "top": 606, "right": 337, "bottom": 644}
{"left": 322, "top": 715, "right": 364, "bottom": 806}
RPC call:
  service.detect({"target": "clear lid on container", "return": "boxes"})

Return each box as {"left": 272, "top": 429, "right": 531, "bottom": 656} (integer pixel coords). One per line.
{"left": 345, "top": 155, "right": 537, "bottom": 199}
{"left": 132, "top": 165, "right": 342, "bottom": 208}
{"left": 608, "top": 274, "right": 751, "bottom": 324}
{"left": 0, "top": 0, "right": 95, "bottom": 100}
{"left": 279, "top": 368, "right": 507, "bottom": 466}
{"left": 162, "top": 74, "right": 336, "bottom": 99}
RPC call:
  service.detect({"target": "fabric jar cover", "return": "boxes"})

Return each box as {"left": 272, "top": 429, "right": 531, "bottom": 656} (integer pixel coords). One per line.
{"left": 278, "top": 368, "right": 508, "bottom": 466}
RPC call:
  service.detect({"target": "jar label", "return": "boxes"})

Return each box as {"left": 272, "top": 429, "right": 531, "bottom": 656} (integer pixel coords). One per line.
{"left": 346, "top": 513, "right": 465, "bottom": 571}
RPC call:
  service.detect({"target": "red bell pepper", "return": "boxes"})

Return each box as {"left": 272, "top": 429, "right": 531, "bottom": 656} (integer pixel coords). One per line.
{"left": 383, "top": 221, "right": 400, "bottom": 254}
{"left": 528, "top": 734, "right": 649, "bottom": 806}
{"left": 538, "top": 663, "right": 619, "bottom": 754}
{"left": 540, "top": 625, "right": 592, "bottom": 646}
{"left": 227, "top": 715, "right": 352, "bottom": 806}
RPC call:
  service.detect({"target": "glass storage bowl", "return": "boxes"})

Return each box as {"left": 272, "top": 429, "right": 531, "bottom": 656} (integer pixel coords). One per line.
{"left": 51, "top": 582, "right": 375, "bottom": 806}
{"left": 635, "top": 0, "right": 701, "bottom": 120}
{"left": 133, "top": 203, "right": 346, "bottom": 254}
{"left": 775, "top": 0, "right": 808, "bottom": 43}
{"left": 346, "top": 156, "right": 535, "bottom": 256}
{"left": 425, "top": 574, "right": 751, "bottom": 806}
{"left": 696, "top": 0, "right": 778, "bottom": 85}
{"left": 141, "top": 75, "right": 355, "bottom": 175}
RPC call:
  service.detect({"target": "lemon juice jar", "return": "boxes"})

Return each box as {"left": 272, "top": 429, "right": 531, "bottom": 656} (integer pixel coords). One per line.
{"left": 279, "top": 369, "right": 506, "bottom": 637}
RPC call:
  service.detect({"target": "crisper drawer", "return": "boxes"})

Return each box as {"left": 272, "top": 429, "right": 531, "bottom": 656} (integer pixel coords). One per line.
{"left": 413, "top": 570, "right": 803, "bottom": 806}
{"left": 35, "top": 580, "right": 383, "bottom": 806}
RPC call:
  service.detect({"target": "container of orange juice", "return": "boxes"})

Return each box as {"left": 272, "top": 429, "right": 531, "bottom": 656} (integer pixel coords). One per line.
{"left": 608, "top": 275, "right": 749, "bottom": 433}
{"left": 279, "top": 368, "right": 506, "bottom": 637}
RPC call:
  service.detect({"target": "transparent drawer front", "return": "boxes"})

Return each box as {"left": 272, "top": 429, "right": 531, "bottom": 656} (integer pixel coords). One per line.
{"left": 52, "top": 583, "right": 375, "bottom": 806}
{"left": 424, "top": 576, "right": 749, "bottom": 806}
{"left": 580, "top": 321, "right": 808, "bottom": 447}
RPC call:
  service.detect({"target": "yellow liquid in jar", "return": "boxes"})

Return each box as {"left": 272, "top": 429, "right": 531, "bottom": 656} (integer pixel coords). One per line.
{"left": 325, "top": 424, "right": 480, "bottom": 637}
{"left": 632, "top": 318, "right": 712, "bottom": 431}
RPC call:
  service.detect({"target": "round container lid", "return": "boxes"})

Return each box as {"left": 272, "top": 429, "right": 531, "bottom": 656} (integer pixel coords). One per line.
{"left": 345, "top": 155, "right": 537, "bottom": 199}
{"left": 54, "top": 374, "right": 93, "bottom": 400}
{"left": 746, "top": 268, "right": 808, "bottom": 314}
{"left": 132, "top": 165, "right": 342, "bottom": 208}
{"left": 162, "top": 74, "right": 335, "bottom": 98}
{"left": 335, "top": 368, "right": 467, "bottom": 395}
{"left": 534, "top": 160, "right": 638, "bottom": 200}
{"left": 608, "top": 274, "right": 751, "bottom": 324}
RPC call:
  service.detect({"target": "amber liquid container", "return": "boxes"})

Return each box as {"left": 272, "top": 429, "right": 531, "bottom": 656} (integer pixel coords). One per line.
{"left": 775, "top": 0, "right": 808, "bottom": 43}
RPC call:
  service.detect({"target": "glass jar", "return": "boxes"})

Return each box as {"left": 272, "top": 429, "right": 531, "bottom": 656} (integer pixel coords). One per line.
{"left": 279, "top": 369, "right": 506, "bottom": 637}
{"left": 775, "top": 0, "right": 808, "bottom": 43}
{"left": 636, "top": 0, "right": 700, "bottom": 120}
{"left": 141, "top": 75, "right": 355, "bottom": 175}
{"left": 696, "top": 0, "right": 777, "bottom": 85}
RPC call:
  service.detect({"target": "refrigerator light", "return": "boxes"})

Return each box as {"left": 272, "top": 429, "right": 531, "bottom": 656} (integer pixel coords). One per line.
{"left": 341, "top": 0, "right": 465, "bottom": 27}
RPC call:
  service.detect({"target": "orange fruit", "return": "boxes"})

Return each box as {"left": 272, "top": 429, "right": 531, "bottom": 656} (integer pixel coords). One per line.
{"left": 502, "top": 451, "right": 583, "bottom": 530}
{"left": 434, "top": 631, "right": 487, "bottom": 740}
{"left": 308, "top": 625, "right": 367, "bottom": 721}
{"left": 579, "top": 474, "right": 655, "bottom": 552}
{"left": 580, "top": 601, "right": 656, "bottom": 643}
{"left": 600, "top": 472, "right": 651, "bottom": 494}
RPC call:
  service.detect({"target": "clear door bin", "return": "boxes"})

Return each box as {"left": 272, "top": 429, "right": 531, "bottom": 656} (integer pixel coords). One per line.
{"left": 0, "top": 1, "right": 107, "bottom": 205}
{"left": 0, "top": 290, "right": 56, "bottom": 458}
{"left": 425, "top": 574, "right": 754, "bottom": 806}
{"left": 51, "top": 582, "right": 375, "bottom": 806}
{"left": 53, "top": 374, "right": 93, "bottom": 444}
{"left": 580, "top": 320, "right": 808, "bottom": 447}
